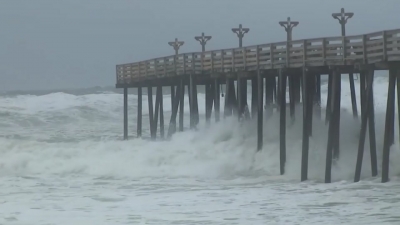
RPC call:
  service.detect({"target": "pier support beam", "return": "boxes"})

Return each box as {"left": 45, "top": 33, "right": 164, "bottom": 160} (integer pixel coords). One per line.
{"left": 325, "top": 68, "right": 341, "bottom": 183}
{"left": 301, "top": 68, "right": 313, "bottom": 181}
{"left": 382, "top": 67, "right": 397, "bottom": 183}
{"left": 153, "top": 86, "right": 164, "bottom": 140}
{"left": 214, "top": 79, "right": 220, "bottom": 122}
{"left": 325, "top": 72, "right": 333, "bottom": 124}
{"left": 354, "top": 69, "right": 376, "bottom": 182}
{"left": 205, "top": 82, "right": 215, "bottom": 124}
{"left": 251, "top": 77, "right": 258, "bottom": 119}
{"left": 224, "top": 78, "right": 237, "bottom": 117}
{"left": 257, "top": 70, "right": 264, "bottom": 151}
{"left": 289, "top": 74, "right": 296, "bottom": 121}
{"left": 179, "top": 78, "right": 184, "bottom": 132}
{"left": 279, "top": 69, "right": 287, "bottom": 175}
{"left": 349, "top": 72, "right": 358, "bottom": 118}
{"left": 193, "top": 84, "right": 199, "bottom": 126}
{"left": 167, "top": 82, "right": 182, "bottom": 138}
{"left": 123, "top": 87, "right": 128, "bottom": 140}
{"left": 314, "top": 74, "right": 321, "bottom": 119}
{"left": 189, "top": 74, "right": 195, "bottom": 128}
{"left": 159, "top": 86, "right": 164, "bottom": 138}
{"left": 188, "top": 75, "right": 199, "bottom": 128}
{"left": 171, "top": 86, "right": 175, "bottom": 110}
{"left": 148, "top": 86, "right": 155, "bottom": 140}
{"left": 237, "top": 77, "right": 243, "bottom": 120}
{"left": 265, "top": 75, "right": 275, "bottom": 118}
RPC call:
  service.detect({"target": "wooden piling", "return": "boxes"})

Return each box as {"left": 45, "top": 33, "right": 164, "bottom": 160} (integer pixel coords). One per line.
{"left": 257, "top": 70, "right": 263, "bottom": 151}
{"left": 237, "top": 77, "right": 243, "bottom": 120}
{"left": 179, "top": 78, "right": 184, "bottom": 132}
{"left": 148, "top": 86, "right": 155, "bottom": 139}
{"left": 171, "top": 86, "right": 175, "bottom": 110}
{"left": 360, "top": 73, "right": 366, "bottom": 119}
{"left": 301, "top": 68, "right": 310, "bottom": 181}
{"left": 205, "top": 83, "right": 212, "bottom": 123}
{"left": 230, "top": 80, "right": 238, "bottom": 116}
{"left": 189, "top": 74, "right": 195, "bottom": 128}
{"left": 354, "top": 69, "right": 374, "bottom": 182}
{"left": 279, "top": 69, "right": 287, "bottom": 175}
{"left": 333, "top": 71, "right": 341, "bottom": 159}
{"left": 241, "top": 78, "right": 249, "bottom": 119}
{"left": 205, "top": 82, "right": 215, "bottom": 124}
{"left": 159, "top": 86, "right": 164, "bottom": 139}
{"left": 314, "top": 74, "right": 321, "bottom": 119}
{"left": 193, "top": 83, "right": 199, "bottom": 126}
{"left": 265, "top": 75, "right": 274, "bottom": 118}
{"left": 349, "top": 72, "right": 358, "bottom": 118}
{"left": 325, "top": 73, "right": 333, "bottom": 124}
{"left": 382, "top": 67, "right": 396, "bottom": 183}
{"left": 325, "top": 69, "right": 340, "bottom": 183}
{"left": 123, "top": 87, "right": 128, "bottom": 140}
{"left": 154, "top": 86, "right": 160, "bottom": 139}
{"left": 137, "top": 87, "right": 142, "bottom": 137}
{"left": 167, "top": 83, "right": 181, "bottom": 138}
{"left": 307, "top": 73, "right": 315, "bottom": 137}
{"left": 251, "top": 77, "right": 258, "bottom": 119}
{"left": 368, "top": 71, "right": 377, "bottom": 177}
{"left": 289, "top": 75, "right": 295, "bottom": 120}
{"left": 224, "top": 78, "right": 233, "bottom": 117}
{"left": 214, "top": 79, "right": 220, "bottom": 122}
{"left": 210, "top": 81, "right": 215, "bottom": 120}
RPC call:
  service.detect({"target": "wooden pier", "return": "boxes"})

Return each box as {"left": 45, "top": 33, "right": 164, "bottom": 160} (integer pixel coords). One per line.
{"left": 115, "top": 13, "right": 400, "bottom": 183}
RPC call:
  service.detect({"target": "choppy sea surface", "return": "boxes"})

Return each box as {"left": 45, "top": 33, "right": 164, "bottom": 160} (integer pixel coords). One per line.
{"left": 0, "top": 76, "right": 400, "bottom": 225}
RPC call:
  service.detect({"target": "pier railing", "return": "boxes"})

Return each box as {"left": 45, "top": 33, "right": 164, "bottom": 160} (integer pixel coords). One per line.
{"left": 116, "top": 29, "right": 400, "bottom": 85}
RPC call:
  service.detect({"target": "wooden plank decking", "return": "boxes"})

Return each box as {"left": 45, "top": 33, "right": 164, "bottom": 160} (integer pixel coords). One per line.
{"left": 116, "top": 29, "right": 400, "bottom": 87}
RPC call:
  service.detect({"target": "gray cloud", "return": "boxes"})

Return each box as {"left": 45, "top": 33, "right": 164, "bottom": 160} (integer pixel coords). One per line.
{"left": 0, "top": 0, "right": 399, "bottom": 91}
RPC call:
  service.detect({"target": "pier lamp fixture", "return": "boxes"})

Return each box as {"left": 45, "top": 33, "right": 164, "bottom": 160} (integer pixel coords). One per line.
{"left": 332, "top": 8, "right": 354, "bottom": 36}
{"left": 168, "top": 38, "right": 184, "bottom": 55}
{"left": 279, "top": 17, "right": 299, "bottom": 41}
{"left": 195, "top": 32, "right": 212, "bottom": 52}
{"left": 231, "top": 24, "right": 249, "bottom": 47}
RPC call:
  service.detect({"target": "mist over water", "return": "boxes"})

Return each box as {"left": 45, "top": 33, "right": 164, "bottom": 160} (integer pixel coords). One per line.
{"left": 1, "top": 76, "right": 400, "bottom": 224}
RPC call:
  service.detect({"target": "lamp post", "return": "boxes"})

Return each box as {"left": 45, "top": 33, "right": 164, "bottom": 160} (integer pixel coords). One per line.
{"left": 279, "top": 17, "right": 299, "bottom": 42}
{"left": 332, "top": 8, "right": 354, "bottom": 36}
{"left": 195, "top": 32, "right": 212, "bottom": 52}
{"left": 168, "top": 38, "right": 184, "bottom": 56}
{"left": 231, "top": 24, "right": 249, "bottom": 47}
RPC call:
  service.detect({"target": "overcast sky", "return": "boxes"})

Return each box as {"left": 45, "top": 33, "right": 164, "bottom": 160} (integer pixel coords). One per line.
{"left": 0, "top": 0, "right": 399, "bottom": 91}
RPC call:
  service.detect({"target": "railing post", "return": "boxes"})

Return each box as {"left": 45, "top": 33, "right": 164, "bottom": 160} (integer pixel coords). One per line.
{"left": 165, "top": 57, "right": 168, "bottom": 77}
{"left": 286, "top": 41, "right": 290, "bottom": 67}
{"left": 183, "top": 54, "right": 186, "bottom": 74}
{"left": 270, "top": 44, "right": 274, "bottom": 69}
{"left": 342, "top": 36, "right": 347, "bottom": 64}
{"left": 362, "top": 35, "right": 368, "bottom": 64}
{"left": 211, "top": 51, "right": 214, "bottom": 71}
{"left": 322, "top": 38, "right": 327, "bottom": 66}
{"left": 382, "top": 31, "right": 387, "bottom": 61}
{"left": 221, "top": 50, "right": 225, "bottom": 73}
{"left": 154, "top": 59, "right": 158, "bottom": 77}
{"left": 232, "top": 49, "right": 235, "bottom": 72}
{"left": 243, "top": 47, "right": 247, "bottom": 70}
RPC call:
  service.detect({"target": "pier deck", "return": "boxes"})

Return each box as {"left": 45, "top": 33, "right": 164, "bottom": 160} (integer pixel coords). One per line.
{"left": 116, "top": 29, "right": 400, "bottom": 87}
{"left": 115, "top": 27, "right": 400, "bottom": 184}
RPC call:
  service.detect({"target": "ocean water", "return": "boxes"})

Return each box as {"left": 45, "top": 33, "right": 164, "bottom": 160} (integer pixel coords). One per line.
{"left": 0, "top": 76, "right": 400, "bottom": 225}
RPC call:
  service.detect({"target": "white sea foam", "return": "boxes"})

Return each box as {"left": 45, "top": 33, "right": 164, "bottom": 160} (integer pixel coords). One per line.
{"left": 0, "top": 75, "right": 400, "bottom": 224}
